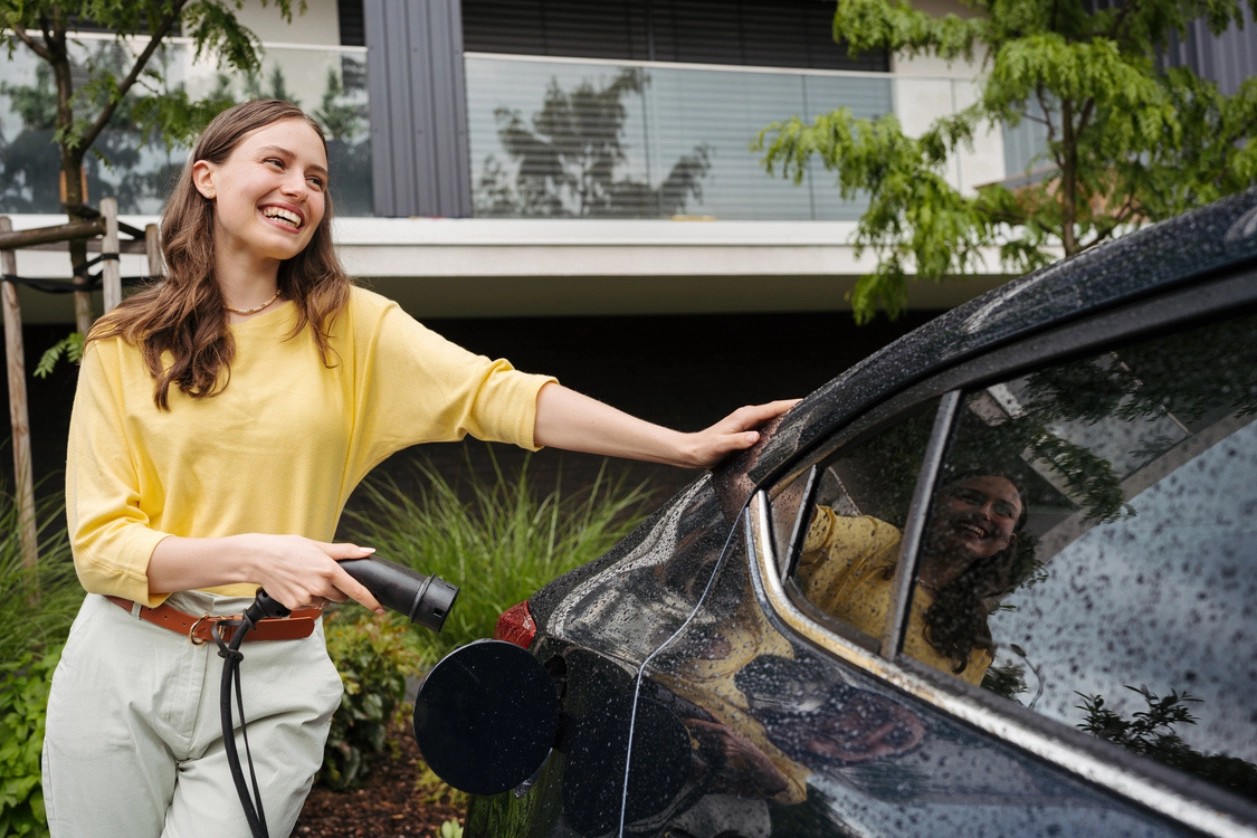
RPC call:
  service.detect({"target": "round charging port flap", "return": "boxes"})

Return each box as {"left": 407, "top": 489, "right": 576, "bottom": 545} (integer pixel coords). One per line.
{"left": 413, "top": 639, "right": 560, "bottom": 795}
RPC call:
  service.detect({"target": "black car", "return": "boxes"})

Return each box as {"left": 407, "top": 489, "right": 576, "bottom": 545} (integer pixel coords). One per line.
{"left": 415, "top": 189, "right": 1257, "bottom": 837}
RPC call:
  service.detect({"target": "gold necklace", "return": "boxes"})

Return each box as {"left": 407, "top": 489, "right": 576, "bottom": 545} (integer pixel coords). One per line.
{"left": 225, "top": 289, "right": 281, "bottom": 316}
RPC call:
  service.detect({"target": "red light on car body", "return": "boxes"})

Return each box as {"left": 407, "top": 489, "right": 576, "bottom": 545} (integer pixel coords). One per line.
{"left": 495, "top": 600, "right": 538, "bottom": 648}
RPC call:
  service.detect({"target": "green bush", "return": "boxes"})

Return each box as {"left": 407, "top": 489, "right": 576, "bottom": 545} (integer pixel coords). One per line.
{"left": 0, "top": 482, "right": 81, "bottom": 838}
{"left": 0, "top": 652, "right": 58, "bottom": 837}
{"left": 319, "top": 609, "right": 426, "bottom": 791}
{"left": 342, "top": 450, "right": 652, "bottom": 663}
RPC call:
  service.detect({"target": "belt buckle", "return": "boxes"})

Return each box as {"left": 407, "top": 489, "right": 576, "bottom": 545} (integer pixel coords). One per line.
{"left": 188, "top": 614, "right": 226, "bottom": 646}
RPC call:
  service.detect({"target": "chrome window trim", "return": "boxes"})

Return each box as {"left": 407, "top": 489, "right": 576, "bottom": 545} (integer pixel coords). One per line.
{"left": 747, "top": 490, "right": 1256, "bottom": 838}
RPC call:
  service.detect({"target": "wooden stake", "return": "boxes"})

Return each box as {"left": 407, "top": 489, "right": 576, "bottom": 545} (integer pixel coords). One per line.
{"left": 101, "top": 198, "right": 122, "bottom": 313}
{"left": 0, "top": 217, "right": 40, "bottom": 570}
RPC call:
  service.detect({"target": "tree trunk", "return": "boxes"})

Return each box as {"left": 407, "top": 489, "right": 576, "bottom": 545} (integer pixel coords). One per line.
{"left": 62, "top": 163, "right": 96, "bottom": 336}
{"left": 50, "top": 17, "right": 95, "bottom": 336}
{"left": 1059, "top": 100, "right": 1080, "bottom": 257}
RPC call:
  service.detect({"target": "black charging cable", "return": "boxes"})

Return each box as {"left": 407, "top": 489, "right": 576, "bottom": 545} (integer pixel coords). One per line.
{"left": 216, "top": 590, "right": 291, "bottom": 838}
{"left": 214, "top": 559, "right": 459, "bottom": 838}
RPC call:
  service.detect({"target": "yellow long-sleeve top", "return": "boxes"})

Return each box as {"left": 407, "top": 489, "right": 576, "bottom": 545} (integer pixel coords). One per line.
{"left": 797, "top": 507, "right": 992, "bottom": 685}
{"left": 67, "top": 286, "right": 556, "bottom": 606}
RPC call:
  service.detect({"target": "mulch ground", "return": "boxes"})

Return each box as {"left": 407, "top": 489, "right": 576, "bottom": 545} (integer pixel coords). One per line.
{"left": 295, "top": 723, "right": 466, "bottom": 838}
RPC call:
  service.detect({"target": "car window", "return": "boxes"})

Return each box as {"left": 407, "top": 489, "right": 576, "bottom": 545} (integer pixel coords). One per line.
{"left": 781, "top": 398, "right": 942, "bottom": 651}
{"left": 911, "top": 309, "right": 1257, "bottom": 802}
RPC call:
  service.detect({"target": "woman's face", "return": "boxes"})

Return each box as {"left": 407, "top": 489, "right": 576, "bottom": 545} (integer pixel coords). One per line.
{"left": 192, "top": 117, "right": 328, "bottom": 266}
{"left": 925, "top": 475, "right": 1023, "bottom": 564}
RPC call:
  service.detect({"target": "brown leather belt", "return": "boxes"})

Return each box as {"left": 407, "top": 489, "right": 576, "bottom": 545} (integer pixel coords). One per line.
{"left": 106, "top": 595, "right": 322, "bottom": 645}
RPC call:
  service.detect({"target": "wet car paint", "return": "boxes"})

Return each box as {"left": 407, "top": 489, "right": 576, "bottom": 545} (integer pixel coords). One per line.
{"left": 467, "top": 488, "right": 1180, "bottom": 836}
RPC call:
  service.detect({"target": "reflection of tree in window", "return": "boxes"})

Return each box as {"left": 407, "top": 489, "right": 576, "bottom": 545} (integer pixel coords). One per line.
{"left": 473, "top": 68, "right": 712, "bottom": 218}
{"left": 946, "top": 310, "right": 1257, "bottom": 806}
{"left": 2, "top": 53, "right": 151, "bottom": 212}
{"left": 954, "top": 311, "right": 1257, "bottom": 549}
{"left": 1078, "top": 686, "right": 1257, "bottom": 803}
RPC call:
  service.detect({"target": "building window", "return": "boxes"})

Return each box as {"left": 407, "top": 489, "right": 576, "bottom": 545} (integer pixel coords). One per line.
{"left": 462, "top": 0, "right": 887, "bottom": 72}
{"left": 337, "top": 0, "right": 366, "bottom": 47}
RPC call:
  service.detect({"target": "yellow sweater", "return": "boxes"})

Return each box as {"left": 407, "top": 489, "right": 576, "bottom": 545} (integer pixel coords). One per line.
{"left": 66, "top": 286, "right": 555, "bottom": 605}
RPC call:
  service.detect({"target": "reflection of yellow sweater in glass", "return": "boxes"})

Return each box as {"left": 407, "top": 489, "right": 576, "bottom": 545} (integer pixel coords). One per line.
{"left": 797, "top": 507, "right": 992, "bottom": 685}
{"left": 67, "top": 286, "right": 555, "bottom": 606}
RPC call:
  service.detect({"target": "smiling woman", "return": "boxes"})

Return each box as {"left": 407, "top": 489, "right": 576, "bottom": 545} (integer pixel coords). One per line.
{"left": 41, "top": 98, "right": 794, "bottom": 838}
{"left": 192, "top": 124, "right": 329, "bottom": 315}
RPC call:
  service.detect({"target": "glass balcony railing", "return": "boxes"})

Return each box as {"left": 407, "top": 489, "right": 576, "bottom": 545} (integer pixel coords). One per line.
{"left": 0, "top": 34, "right": 371, "bottom": 216}
{"left": 465, "top": 53, "right": 1025, "bottom": 221}
{"left": 1, "top": 37, "right": 1037, "bottom": 223}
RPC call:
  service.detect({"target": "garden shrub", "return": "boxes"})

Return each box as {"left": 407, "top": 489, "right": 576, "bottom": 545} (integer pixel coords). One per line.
{"left": 0, "top": 652, "right": 58, "bottom": 837}
{"left": 0, "top": 483, "right": 81, "bottom": 838}
{"left": 343, "top": 450, "right": 651, "bottom": 663}
{"left": 319, "top": 609, "right": 426, "bottom": 791}
{"left": 0, "top": 487, "right": 81, "bottom": 665}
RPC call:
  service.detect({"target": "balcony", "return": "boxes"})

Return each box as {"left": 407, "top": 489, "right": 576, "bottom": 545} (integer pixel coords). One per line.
{"left": 1, "top": 38, "right": 1025, "bottom": 221}
{"left": 465, "top": 52, "right": 1015, "bottom": 221}
{"left": 2, "top": 38, "right": 1019, "bottom": 321}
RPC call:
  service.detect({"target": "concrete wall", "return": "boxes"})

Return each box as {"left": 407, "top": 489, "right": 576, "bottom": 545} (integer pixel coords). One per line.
{"left": 235, "top": 0, "right": 344, "bottom": 46}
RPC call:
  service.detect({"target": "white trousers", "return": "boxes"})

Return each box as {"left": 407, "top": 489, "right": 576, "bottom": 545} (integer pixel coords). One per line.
{"left": 42, "top": 592, "right": 343, "bottom": 838}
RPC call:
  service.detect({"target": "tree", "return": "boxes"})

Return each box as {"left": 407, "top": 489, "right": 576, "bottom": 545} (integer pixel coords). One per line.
{"left": 754, "top": 0, "right": 1257, "bottom": 322}
{"left": 0, "top": 0, "right": 302, "bottom": 332}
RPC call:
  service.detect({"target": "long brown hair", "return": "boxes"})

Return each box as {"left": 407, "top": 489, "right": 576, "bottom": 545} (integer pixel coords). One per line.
{"left": 922, "top": 473, "right": 1031, "bottom": 675}
{"left": 88, "top": 99, "right": 351, "bottom": 408}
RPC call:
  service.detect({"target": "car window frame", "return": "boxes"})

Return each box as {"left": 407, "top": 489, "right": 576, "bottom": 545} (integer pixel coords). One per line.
{"left": 753, "top": 264, "right": 1257, "bottom": 836}
{"left": 771, "top": 392, "right": 956, "bottom": 656}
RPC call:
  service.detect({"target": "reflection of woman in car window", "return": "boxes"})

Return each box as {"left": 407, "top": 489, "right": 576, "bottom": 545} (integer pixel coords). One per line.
{"left": 798, "top": 473, "right": 1028, "bottom": 684}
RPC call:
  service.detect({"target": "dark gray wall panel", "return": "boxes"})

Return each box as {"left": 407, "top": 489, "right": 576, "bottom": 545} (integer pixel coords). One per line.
{"left": 366, "top": 0, "right": 472, "bottom": 217}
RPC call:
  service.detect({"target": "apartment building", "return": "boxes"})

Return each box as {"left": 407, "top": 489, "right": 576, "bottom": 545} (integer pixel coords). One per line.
{"left": 1, "top": 0, "right": 1251, "bottom": 489}
{"left": 3, "top": 0, "right": 1027, "bottom": 317}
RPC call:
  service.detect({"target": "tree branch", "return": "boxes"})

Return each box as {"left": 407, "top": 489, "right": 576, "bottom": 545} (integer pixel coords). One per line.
{"left": 80, "top": 1, "right": 190, "bottom": 154}
{"left": 1105, "top": 1, "right": 1136, "bottom": 41}
{"left": 1075, "top": 96, "right": 1096, "bottom": 138}
{"left": 1081, "top": 190, "right": 1137, "bottom": 250}
{"left": 9, "top": 23, "right": 54, "bottom": 62}
{"left": 1038, "top": 86, "right": 1064, "bottom": 176}
{"left": 1035, "top": 85, "right": 1056, "bottom": 135}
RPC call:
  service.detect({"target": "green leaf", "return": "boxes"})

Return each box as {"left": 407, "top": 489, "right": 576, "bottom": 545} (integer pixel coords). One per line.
{"left": 760, "top": 0, "right": 1257, "bottom": 321}
{"left": 33, "top": 333, "right": 85, "bottom": 379}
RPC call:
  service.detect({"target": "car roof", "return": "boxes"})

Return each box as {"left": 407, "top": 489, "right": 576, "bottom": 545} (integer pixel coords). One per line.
{"left": 746, "top": 187, "right": 1257, "bottom": 489}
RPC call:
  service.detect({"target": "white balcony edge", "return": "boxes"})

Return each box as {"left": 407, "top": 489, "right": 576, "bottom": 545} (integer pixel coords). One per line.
{"left": 4, "top": 215, "right": 1012, "bottom": 322}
